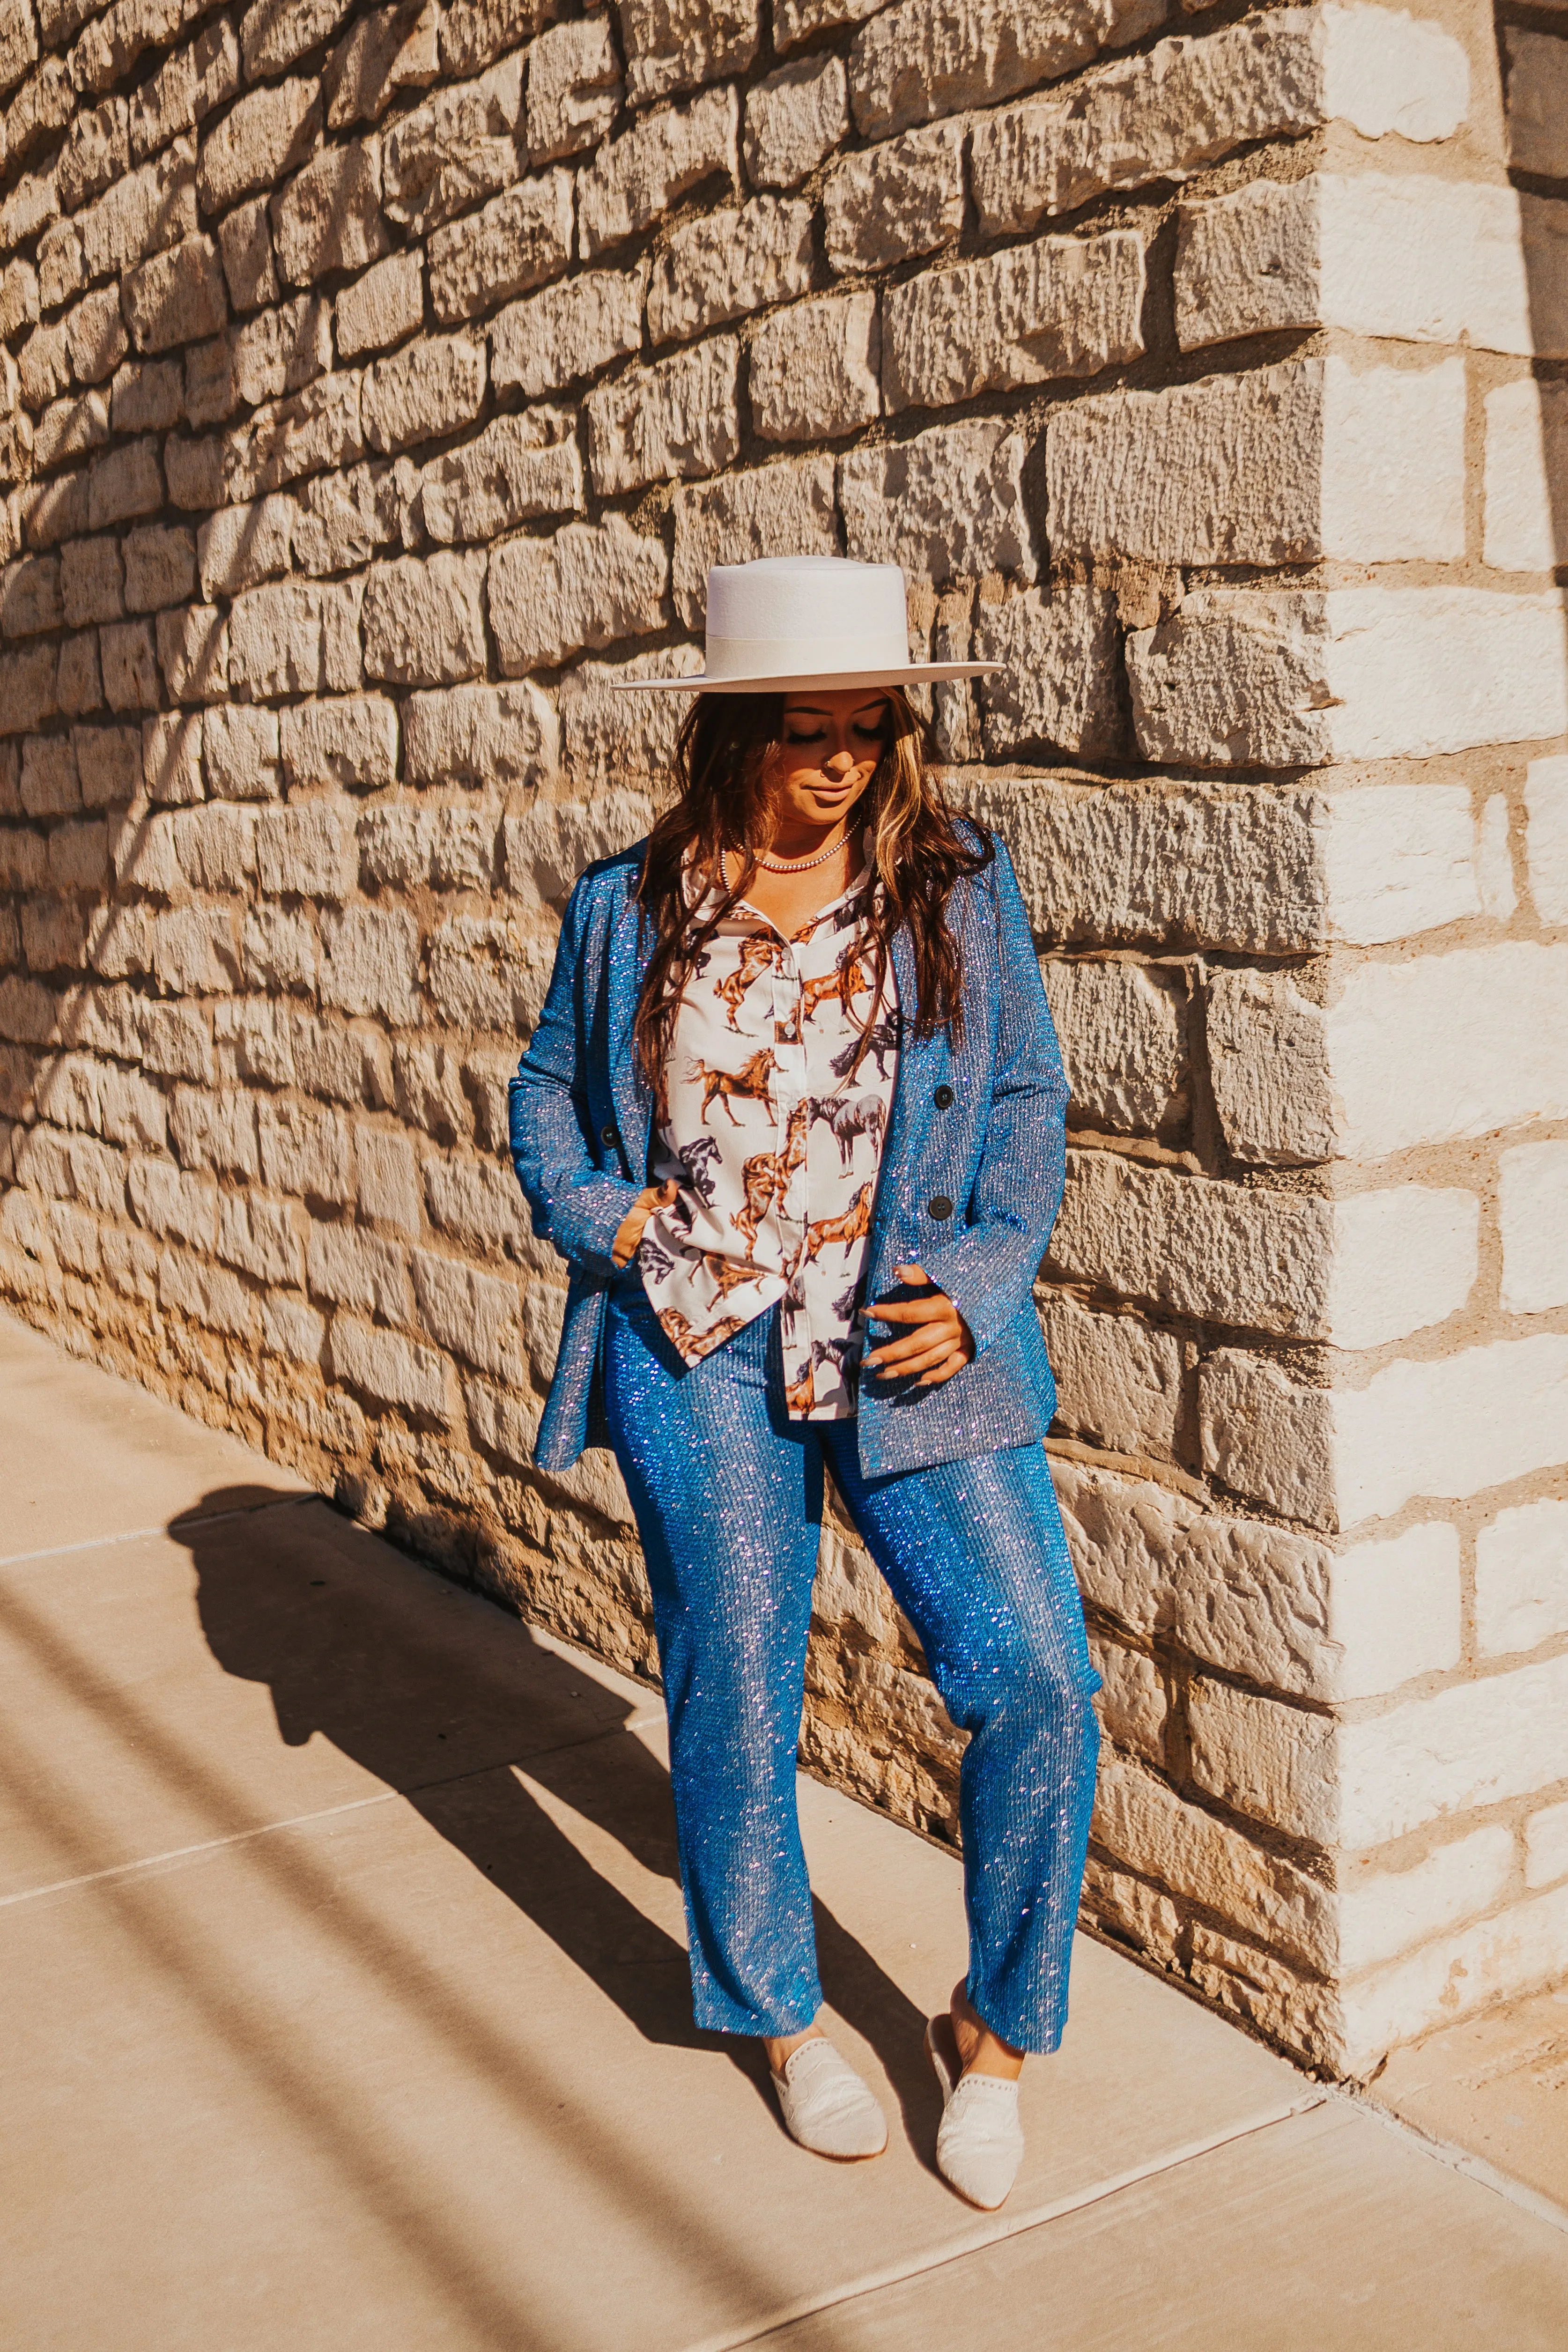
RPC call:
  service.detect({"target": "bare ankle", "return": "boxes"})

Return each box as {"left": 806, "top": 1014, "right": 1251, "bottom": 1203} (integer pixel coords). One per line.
{"left": 949, "top": 1982, "right": 1026, "bottom": 2083}
{"left": 764, "top": 2021, "right": 824, "bottom": 2077}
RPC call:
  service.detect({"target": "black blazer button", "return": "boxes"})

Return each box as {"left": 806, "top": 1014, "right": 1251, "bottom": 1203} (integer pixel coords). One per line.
{"left": 601, "top": 1124, "right": 617, "bottom": 1145}
{"left": 933, "top": 1084, "right": 954, "bottom": 1109}
{"left": 928, "top": 1195, "right": 954, "bottom": 1220}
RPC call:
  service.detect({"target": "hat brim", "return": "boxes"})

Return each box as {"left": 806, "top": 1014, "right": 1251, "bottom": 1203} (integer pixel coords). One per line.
{"left": 610, "top": 661, "right": 1001, "bottom": 694}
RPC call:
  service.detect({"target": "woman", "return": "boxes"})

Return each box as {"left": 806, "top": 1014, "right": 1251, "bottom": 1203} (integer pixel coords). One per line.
{"left": 509, "top": 556, "right": 1100, "bottom": 2211}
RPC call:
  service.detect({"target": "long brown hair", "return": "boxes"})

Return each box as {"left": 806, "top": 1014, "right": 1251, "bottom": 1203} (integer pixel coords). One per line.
{"left": 631, "top": 689, "right": 991, "bottom": 1093}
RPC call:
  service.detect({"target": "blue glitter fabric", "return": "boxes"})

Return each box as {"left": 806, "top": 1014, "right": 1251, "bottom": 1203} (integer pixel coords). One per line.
{"left": 603, "top": 1287, "right": 1102, "bottom": 2056}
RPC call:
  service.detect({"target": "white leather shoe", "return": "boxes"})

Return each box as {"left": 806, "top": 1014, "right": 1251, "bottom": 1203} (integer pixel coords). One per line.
{"left": 926, "top": 2019, "right": 1025, "bottom": 2210}
{"left": 770, "top": 2037, "right": 888, "bottom": 2160}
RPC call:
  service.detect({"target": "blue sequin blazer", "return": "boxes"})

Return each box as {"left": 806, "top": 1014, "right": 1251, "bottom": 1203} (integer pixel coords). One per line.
{"left": 508, "top": 829, "right": 1070, "bottom": 1479}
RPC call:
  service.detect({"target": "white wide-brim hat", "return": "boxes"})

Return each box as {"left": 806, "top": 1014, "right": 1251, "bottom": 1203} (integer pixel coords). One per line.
{"left": 612, "top": 555, "right": 999, "bottom": 694}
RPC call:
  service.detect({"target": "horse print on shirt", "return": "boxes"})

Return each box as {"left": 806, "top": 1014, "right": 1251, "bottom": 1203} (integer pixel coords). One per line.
{"left": 830, "top": 1012, "right": 900, "bottom": 1084}
{"left": 694, "top": 1044, "right": 779, "bottom": 1127}
{"left": 810, "top": 1091, "right": 886, "bottom": 1169}
{"left": 803, "top": 1181, "right": 874, "bottom": 1264}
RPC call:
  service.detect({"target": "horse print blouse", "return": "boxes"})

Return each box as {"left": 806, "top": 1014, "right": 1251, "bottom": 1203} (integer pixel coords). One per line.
{"left": 637, "top": 863, "right": 900, "bottom": 1417}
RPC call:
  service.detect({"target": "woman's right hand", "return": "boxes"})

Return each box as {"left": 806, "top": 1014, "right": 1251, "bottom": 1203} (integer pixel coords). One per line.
{"left": 611, "top": 1179, "right": 680, "bottom": 1269}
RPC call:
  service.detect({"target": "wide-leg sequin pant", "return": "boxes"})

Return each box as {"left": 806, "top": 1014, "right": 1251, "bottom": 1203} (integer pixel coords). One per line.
{"left": 601, "top": 1288, "right": 1102, "bottom": 2056}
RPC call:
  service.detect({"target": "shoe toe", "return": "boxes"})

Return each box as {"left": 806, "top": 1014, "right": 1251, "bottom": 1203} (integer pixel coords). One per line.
{"left": 934, "top": 2077, "right": 1024, "bottom": 2211}
{"left": 774, "top": 2040, "right": 888, "bottom": 2160}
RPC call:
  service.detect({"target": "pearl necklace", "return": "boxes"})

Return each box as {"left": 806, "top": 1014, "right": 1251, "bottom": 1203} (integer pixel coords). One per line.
{"left": 733, "top": 825, "right": 852, "bottom": 877}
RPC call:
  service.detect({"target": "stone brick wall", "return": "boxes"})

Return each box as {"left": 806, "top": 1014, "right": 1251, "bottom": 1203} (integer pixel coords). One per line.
{"left": 1, "top": 0, "right": 1565, "bottom": 2078}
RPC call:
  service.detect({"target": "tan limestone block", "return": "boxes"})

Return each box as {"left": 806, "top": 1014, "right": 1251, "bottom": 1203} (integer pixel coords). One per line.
{"left": 57, "top": 94, "right": 129, "bottom": 213}
{"left": 63, "top": 287, "right": 128, "bottom": 386}
{"left": 427, "top": 169, "right": 573, "bottom": 324}
{"left": 402, "top": 680, "right": 558, "bottom": 787}
{"left": 439, "top": 0, "right": 554, "bottom": 79}
{"left": 526, "top": 15, "right": 622, "bottom": 161}
{"left": 822, "top": 122, "right": 963, "bottom": 274}
{"left": 226, "top": 578, "right": 362, "bottom": 702}
{"left": 128, "top": 18, "right": 241, "bottom": 163}
{"left": 1187, "top": 1678, "right": 1336, "bottom": 1844}
{"left": 197, "top": 78, "right": 320, "bottom": 218}
{"left": 240, "top": 0, "right": 355, "bottom": 81}
{"left": 839, "top": 416, "right": 1034, "bottom": 586}
{"left": 490, "top": 516, "right": 668, "bottom": 673}
{"left": 884, "top": 229, "right": 1145, "bottom": 409}
{"left": 1049, "top": 1147, "right": 1333, "bottom": 1338}
{"left": 490, "top": 263, "right": 648, "bottom": 398}
{"left": 216, "top": 198, "right": 279, "bottom": 317}
{"left": 849, "top": 0, "right": 1164, "bottom": 142}
{"left": 503, "top": 791, "right": 659, "bottom": 905}
{"left": 327, "top": 1311, "right": 447, "bottom": 1414}
{"left": 362, "top": 550, "right": 488, "bottom": 687}
{"left": 559, "top": 646, "right": 703, "bottom": 785}
{"left": 619, "top": 0, "right": 758, "bottom": 109}
{"left": 1335, "top": 1334, "right": 1568, "bottom": 1528}
{"left": 76, "top": 140, "right": 194, "bottom": 282}
{"left": 335, "top": 253, "right": 424, "bottom": 360}
{"left": 1041, "top": 955, "right": 1186, "bottom": 1138}
{"left": 123, "top": 233, "right": 227, "bottom": 354}
{"left": 122, "top": 521, "right": 194, "bottom": 613}
{"left": 279, "top": 694, "right": 399, "bottom": 791}
{"left": 170, "top": 799, "right": 257, "bottom": 890}
{"left": 195, "top": 495, "right": 292, "bottom": 600}
{"left": 743, "top": 52, "right": 847, "bottom": 190}
{"left": 749, "top": 292, "right": 879, "bottom": 444}
{"left": 36, "top": 389, "right": 109, "bottom": 472}
{"left": 670, "top": 453, "right": 836, "bottom": 625}
{"left": 222, "top": 374, "right": 365, "bottom": 502}
{"left": 577, "top": 83, "right": 738, "bottom": 258}
{"left": 775, "top": 0, "right": 881, "bottom": 45}
{"left": 648, "top": 196, "right": 813, "bottom": 346}
{"left": 60, "top": 535, "right": 124, "bottom": 629}
{"left": 325, "top": 0, "right": 440, "bottom": 130}
{"left": 1036, "top": 1291, "right": 1183, "bottom": 1458}
{"left": 585, "top": 336, "right": 740, "bottom": 496}
{"left": 0, "top": 0, "right": 37, "bottom": 98}
{"left": 973, "top": 584, "right": 1123, "bottom": 761}
{"left": 229, "top": 295, "right": 332, "bottom": 410}
{"left": 1198, "top": 1351, "right": 1335, "bottom": 1531}
{"left": 1206, "top": 968, "right": 1333, "bottom": 1166}
{"left": 141, "top": 711, "right": 204, "bottom": 806}
{"left": 272, "top": 142, "right": 389, "bottom": 288}
{"left": 418, "top": 409, "right": 584, "bottom": 543}
{"left": 201, "top": 703, "right": 282, "bottom": 801}
{"left": 0, "top": 550, "right": 62, "bottom": 636}
{"left": 381, "top": 55, "right": 522, "bottom": 236}
{"left": 7, "top": 59, "right": 74, "bottom": 180}
{"left": 360, "top": 332, "right": 486, "bottom": 454}
{"left": 153, "top": 600, "right": 226, "bottom": 703}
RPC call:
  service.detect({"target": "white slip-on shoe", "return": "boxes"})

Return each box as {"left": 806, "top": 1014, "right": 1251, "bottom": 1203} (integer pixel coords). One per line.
{"left": 926, "top": 2018, "right": 1025, "bottom": 2211}
{"left": 770, "top": 2036, "right": 888, "bottom": 2160}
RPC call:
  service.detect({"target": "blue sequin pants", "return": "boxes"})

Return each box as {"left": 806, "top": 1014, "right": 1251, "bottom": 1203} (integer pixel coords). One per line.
{"left": 601, "top": 1289, "right": 1102, "bottom": 2056}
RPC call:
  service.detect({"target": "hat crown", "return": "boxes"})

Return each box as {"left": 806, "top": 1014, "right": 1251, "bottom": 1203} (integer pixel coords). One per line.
{"left": 705, "top": 556, "right": 907, "bottom": 652}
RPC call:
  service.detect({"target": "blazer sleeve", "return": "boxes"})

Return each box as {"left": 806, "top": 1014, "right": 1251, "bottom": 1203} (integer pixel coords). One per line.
{"left": 916, "top": 843, "right": 1069, "bottom": 1358}
{"left": 507, "top": 875, "right": 645, "bottom": 1280}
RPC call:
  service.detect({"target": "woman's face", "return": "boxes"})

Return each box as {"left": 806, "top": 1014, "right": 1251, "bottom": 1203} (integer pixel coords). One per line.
{"left": 767, "top": 689, "right": 892, "bottom": 833}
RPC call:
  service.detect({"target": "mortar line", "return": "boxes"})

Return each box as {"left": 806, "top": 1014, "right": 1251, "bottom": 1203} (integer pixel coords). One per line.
{"left": 0, "top": 1492, "right": 322, "bottom": 1572}
{"left": 0, "top": 1712, "right": 672, "bottom": 1913}
{"left": 697, "top": 2096, "right": 1330, "bottom": 2352}
{"left": 1339, "top": 2085, "right": 1568, "bottom": 2239}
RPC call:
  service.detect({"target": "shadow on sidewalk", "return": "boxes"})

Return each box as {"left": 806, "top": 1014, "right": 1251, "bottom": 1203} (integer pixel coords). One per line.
{"left": 178, "top": 1485, "right": 940, "bottom": 2150}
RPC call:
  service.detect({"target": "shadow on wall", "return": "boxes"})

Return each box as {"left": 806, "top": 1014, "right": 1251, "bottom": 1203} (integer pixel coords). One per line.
{"left": 176, "top": 1485, "right": 938, "bottom": 2140}
{"left": 1497, "top": 11, "right": 1568, "bottom": 709}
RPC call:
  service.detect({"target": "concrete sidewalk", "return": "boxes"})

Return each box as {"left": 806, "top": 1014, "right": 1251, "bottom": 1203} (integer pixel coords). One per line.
{"left": 3, "top": 1312, "right": 1566, "bottom": 2352}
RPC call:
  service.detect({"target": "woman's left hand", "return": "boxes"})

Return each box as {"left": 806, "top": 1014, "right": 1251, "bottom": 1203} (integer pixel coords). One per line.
{"left": 865, "top": 1265, "right": 976, "bottom": 1387}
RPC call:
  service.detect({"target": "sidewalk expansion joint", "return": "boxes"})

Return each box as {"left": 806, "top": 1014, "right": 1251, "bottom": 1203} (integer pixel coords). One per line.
{"left": 0, "top": 1716, "right": 670, "bottom": 1913}
{"left": 703, "top": 2095, "right": 1329, "bottom": 2352}
{"left": 0, "top": 1491, "right": 321, "bottom": 1572}
{"left": 1339, "top": 2084, "right": 1568, "bottom": 2239}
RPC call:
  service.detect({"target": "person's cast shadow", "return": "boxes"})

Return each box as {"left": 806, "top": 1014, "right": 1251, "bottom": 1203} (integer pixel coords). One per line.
{"left": 178, "top": 1485, "right": 942, "bottom": 2154}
